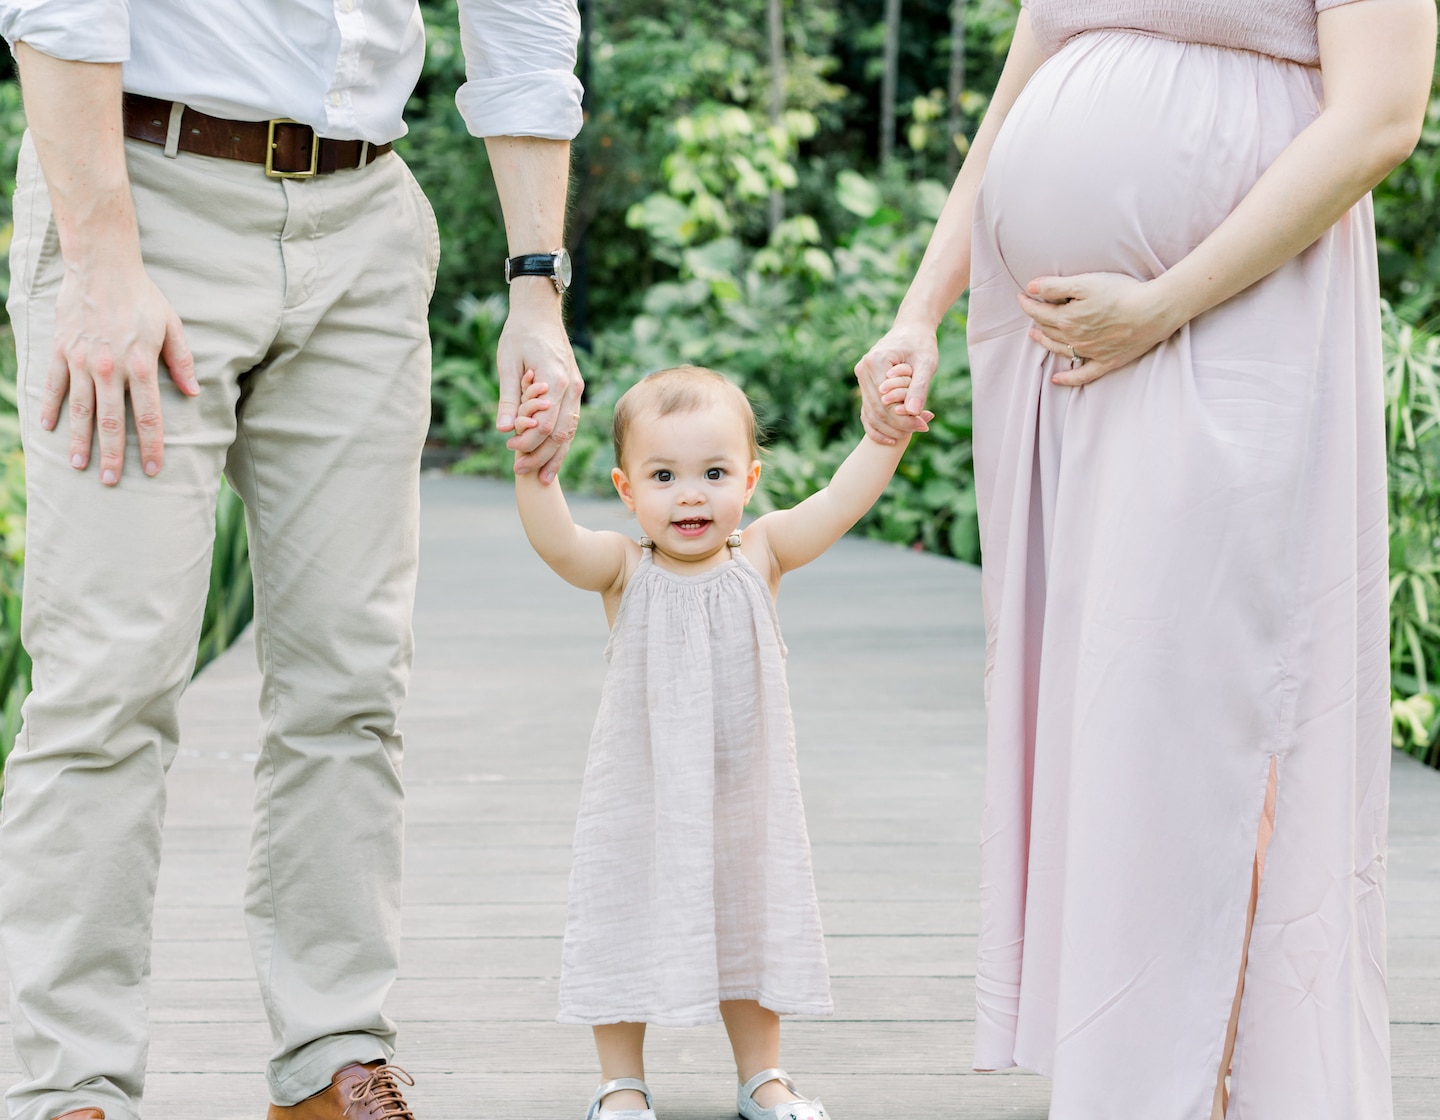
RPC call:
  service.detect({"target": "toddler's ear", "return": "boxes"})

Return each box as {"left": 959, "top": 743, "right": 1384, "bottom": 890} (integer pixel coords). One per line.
{"left": 611, "top": 466, "right": 636, "bottom": 510}
{"left": 743, "top": 459, "right": 762, "bottom": 504}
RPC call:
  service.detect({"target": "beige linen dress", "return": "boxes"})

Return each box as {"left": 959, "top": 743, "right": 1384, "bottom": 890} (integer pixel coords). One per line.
{"left": 557, "top": 538, "right": 833, "bottom": 1026}
{"left": 969, "top": 2, "right": 1391, "bottom": 1117}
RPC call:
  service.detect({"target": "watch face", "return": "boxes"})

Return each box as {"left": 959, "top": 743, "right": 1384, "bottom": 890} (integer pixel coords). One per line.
{"left": 554, "top": 248, "right": 573, "bottom": 289}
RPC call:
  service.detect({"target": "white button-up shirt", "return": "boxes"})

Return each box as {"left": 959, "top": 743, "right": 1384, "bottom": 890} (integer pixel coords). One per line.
{"left": 0, "top": 0, "right": 583, "bottom": 144}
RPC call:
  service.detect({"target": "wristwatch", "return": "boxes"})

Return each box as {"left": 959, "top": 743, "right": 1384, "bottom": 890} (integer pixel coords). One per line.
{"left": 504, "top": 248, "right": 572, "bottom": 295}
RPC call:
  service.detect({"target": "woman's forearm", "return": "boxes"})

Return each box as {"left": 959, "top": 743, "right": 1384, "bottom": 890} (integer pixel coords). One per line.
{"left": 893, "top": 13, "right": 1048, "bottom": 332}
{"left": 1151, "top": 0, "right": 1434, "bottom": 328}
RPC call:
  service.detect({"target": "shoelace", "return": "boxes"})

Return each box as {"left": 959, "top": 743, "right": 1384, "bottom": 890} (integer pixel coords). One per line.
{"left": 344, "top": 1064, "right": 417, "bottom": 1120}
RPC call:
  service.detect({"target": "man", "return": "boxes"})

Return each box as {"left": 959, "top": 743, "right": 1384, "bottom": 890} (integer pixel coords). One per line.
{"left": 0, "top": 3, "right": 584, "bottom": 1119}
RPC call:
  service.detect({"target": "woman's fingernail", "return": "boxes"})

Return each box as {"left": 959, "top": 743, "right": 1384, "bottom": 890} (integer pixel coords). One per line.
{"left": 40, "top": 416, "right": 53, "bottom": 431}
{"left": 101, "top": 469, "right": 117, "bottom": 485}
{"left": 144, "top": 461, "right": 159, "bottom": 476}
{"left": 71, "top": 454, "right": 84, "bottom": 469}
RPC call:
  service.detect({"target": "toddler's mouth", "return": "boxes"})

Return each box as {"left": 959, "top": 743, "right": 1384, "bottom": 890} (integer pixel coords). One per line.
{"left": 672, "top": 517, "right": 712, "bottom": 537}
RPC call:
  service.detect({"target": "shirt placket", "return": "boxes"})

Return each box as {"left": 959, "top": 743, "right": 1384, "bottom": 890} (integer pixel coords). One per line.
{"left": 325, "top": 0, "right": 368, "bottom": 136}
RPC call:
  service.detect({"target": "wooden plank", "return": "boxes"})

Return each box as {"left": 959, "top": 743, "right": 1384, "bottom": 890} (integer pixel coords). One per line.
{"left": 0, "top": 475, "right": 1435, "bottom": 1120}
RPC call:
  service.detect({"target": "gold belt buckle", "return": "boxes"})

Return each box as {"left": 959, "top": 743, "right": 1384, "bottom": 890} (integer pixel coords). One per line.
{"left": 265, "top": 118, "right": 318, "bottom": 179}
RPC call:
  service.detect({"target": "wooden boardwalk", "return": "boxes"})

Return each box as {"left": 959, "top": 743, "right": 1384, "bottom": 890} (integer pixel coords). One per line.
{"left": 1, "top": 473, "right": 1437, "bottom": 1118}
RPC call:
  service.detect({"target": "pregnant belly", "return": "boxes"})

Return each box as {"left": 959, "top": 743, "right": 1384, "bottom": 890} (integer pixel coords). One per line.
{"left": 979, "top": 30, "right": 1321, "bottom": 290}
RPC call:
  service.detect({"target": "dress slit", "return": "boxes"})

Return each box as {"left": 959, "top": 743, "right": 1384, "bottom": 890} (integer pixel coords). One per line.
{"left": 1216, "top": 756, "right": 1280, "bottom": 1116}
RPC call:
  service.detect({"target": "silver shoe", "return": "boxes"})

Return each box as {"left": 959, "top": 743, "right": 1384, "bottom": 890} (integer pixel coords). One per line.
{"left": 585, "top": 1077, "right": 657, "bottom": 1120}
{"left": 737, "top": 1068, "right": 828, "bottom": 1120}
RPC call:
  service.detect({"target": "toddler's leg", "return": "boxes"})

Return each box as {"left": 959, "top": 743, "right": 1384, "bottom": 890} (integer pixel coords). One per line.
{"left": 720, "top": 1001, "right": 803, "bottom": 1109}
{"left": 592, "top": 1023, "right": 649, "bottom": 1111}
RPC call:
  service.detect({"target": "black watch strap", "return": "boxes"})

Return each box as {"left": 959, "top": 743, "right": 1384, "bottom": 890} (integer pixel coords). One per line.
{"left": 506, "top": 253, "right": 559, "bottom": 280}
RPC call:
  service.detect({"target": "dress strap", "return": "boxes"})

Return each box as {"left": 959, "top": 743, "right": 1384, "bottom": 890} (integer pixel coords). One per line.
{"left": 727, "top": 530, "right": 743, "bottom": 551}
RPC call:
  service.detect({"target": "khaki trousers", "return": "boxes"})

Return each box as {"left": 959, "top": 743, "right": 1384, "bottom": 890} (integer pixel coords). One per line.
{"left": 0, "top": 132, "right": 438, "bottom": 1120}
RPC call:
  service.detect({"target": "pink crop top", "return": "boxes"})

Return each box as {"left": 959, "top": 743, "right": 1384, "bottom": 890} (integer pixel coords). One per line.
{"left": 1022, "top": 0, "right": 1368, "bottom": 66}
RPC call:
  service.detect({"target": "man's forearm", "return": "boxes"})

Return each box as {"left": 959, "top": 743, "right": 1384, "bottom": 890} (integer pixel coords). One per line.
{"left": 16, "top": 43, "right": 142, "bottom": 269}
{"left": 484, "top": 134, "right": 570, "bottom": 303}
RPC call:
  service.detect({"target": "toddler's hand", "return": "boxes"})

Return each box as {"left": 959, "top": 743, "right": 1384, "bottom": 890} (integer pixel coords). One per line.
{"left": 514, "top": 369, "right": 554, "bottom": 437}
{"left": 878, "top": 366, "right": 935, "bottom": 426}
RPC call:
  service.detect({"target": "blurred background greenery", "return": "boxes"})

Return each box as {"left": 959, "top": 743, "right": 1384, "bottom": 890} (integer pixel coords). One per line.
{"left": 0, "top": 0, "right": 1435, "bottom": 774}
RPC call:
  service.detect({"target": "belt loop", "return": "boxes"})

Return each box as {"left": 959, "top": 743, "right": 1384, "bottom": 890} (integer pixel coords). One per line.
{"left": 163, "top": 102, "right": 184, "bottom": 159}
{"left": 358, "top": 140, "right": 369, "bottom": 167}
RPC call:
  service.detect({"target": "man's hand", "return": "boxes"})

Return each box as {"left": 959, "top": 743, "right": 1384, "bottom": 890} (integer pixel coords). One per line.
{"left": 854, "top": 319, "right": 937, "bottom": 445}
{"left": 496, "top": 282, "right": 582, "bottom": 484}
{"left": 16, "top": 44, "right": 198, "bottom": 486}
{"left": 483, "top": 133, "right": 580, "bottom": 485}
{"left": 43, "top": 254, "right": 196, "bottom": 484}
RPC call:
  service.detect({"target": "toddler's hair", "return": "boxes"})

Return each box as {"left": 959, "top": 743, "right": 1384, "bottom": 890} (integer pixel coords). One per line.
{"left": 612, "top": 366, "right": 760, "bottom": 469}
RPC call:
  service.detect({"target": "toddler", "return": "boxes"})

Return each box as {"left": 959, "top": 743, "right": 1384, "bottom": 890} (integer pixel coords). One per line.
{"left": 513, "top": 365, "right": 923, "bottom": 1120}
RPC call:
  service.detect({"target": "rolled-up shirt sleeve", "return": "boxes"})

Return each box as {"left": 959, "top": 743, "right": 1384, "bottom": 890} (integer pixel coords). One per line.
{"left": 0, "top": 0, "right": 129, "bottom": 62}
{"left": 456, "top": 0, "right": 583, "bottom": 140}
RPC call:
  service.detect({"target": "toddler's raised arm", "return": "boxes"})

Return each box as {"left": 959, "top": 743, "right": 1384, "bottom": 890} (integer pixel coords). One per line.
{"left": 751, "top": 369, "right": 922, "bottom": 575}
{"left": 514, "top": 377, "right": 631, "bottom": 594}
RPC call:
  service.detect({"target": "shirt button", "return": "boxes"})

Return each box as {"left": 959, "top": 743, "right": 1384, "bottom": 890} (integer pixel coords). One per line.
{"left": 341, "top": 0, "right": 355, "bottom": 11}
{"left": 328, "top": 92, "right": 342, "bottom": 107}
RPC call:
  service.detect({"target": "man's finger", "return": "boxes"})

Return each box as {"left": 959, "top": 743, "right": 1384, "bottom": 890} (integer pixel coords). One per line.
{"left": 92, "top": 353, "right": 127, "bottom": 486}
{"left": 67, "top": 367, "right": 95, "bottom": 470}
{"left": 539, "top": 370, "right": 584, "bottom": 484}
{"left": 161, "top": 311, "right": 199, "bottom": 396}
{"left": 40, "top": 347, "right": 70, "bottom": 434}
{"left": 129, "top": 371, "right": 165, "bottom": 478}
{"left": 495, "top": 361, "right": 521, "bottom": 433}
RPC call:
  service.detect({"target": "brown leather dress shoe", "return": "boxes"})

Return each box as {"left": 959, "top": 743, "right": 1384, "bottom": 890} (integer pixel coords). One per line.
{"left": 50, "top": 1111, "right": 104, "bottom": 1120}
{"left": 267, "top": 1062, "right": 416, "bottom": 1120}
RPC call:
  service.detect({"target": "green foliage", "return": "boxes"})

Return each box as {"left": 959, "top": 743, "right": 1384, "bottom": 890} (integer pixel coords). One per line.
{"left": 1384, "top": 304, "right": 1440, "bottom": 764}
{"left": 194, "top": 481, "right": 253, "bottom": 675}
{"left": 0, "top": 0, "right": 1434, "bottom": 770}
{"left": 1373, "top": 62, "right": 1440, "bottom": 325}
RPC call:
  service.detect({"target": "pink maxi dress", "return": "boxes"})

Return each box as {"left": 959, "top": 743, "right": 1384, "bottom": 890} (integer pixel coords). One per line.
{"left": 968, "top": 2, "right": 1391, "bottom": 1118}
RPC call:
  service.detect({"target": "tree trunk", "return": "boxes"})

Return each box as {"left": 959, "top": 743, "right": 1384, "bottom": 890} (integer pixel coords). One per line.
{"left": 946, "top": 0, "right": 966, "bottom": 179}
{"left": 768, "top": 0, "right": 785, "bottom": 231}
{"left": 880, "top": 0, "right": 901, "bottom": 166}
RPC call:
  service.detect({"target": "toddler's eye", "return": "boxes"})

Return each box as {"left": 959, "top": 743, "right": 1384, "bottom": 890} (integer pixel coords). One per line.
{"left": 653, "top": 469, "right": 674, "bottom": 482}
{"left": 705, "top": 468, "right": 726, "bottom": 481}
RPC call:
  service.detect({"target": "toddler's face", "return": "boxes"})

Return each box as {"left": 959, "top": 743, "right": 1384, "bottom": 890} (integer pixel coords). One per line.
{"left": 612, "top": 407, "right": 760, "bottom": 565}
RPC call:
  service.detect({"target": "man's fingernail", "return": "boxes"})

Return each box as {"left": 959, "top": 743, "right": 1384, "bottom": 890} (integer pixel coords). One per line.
{"left": 144, "top": 461, "right": 159, "bottom": 476}
{"left": 101, "top": 469, "right": 117, "bottom": 485}
{"left": 71, "top": 454, "right": 84, "bottom": 469}
{"left": 498, "top": 413, "right": 514, "bottom": 428}
{"left": 187, "top": 378, "right": 199, "bottom": 394}
{"left": 40, "top": 416, "right": 53, "bottom": 431}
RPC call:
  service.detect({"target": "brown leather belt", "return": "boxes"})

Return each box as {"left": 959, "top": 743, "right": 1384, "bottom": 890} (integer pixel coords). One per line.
{"left": 122, "top": 93, "right": 393, "bottom": 179}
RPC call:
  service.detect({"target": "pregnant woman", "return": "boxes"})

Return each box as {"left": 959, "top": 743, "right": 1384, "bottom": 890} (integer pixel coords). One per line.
{"left": 856, "top": 3, "right": 1435, "bottom": 1118}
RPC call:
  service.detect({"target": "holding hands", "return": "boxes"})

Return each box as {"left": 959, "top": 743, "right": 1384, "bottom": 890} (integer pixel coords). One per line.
{"left": 853, "top": 320, "right": 937, "bottom": 445}
{"left": 495, "top": 287, "right": 583, "bottom": 484}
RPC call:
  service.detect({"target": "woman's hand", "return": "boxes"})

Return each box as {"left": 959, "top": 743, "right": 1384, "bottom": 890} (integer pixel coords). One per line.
{"left": 1018, "top": 273, "right": 1186, "bottom": 387}
{"left": 854, "top": 320, "right": 937, "bottom": 444}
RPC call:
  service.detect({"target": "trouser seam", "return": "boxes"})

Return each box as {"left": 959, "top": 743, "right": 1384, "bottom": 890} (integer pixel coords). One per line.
{"left": 235, "top": 419, "right": 284, "bottom": 1036}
